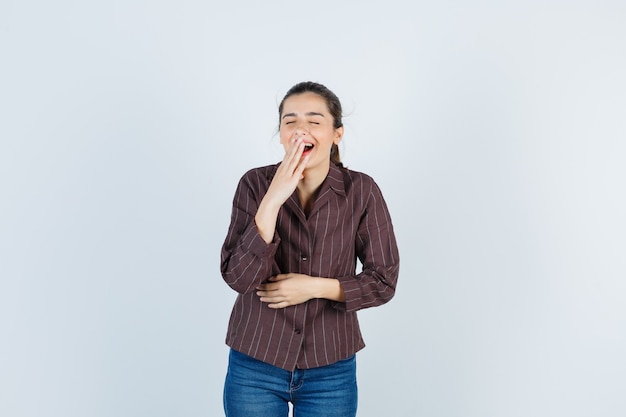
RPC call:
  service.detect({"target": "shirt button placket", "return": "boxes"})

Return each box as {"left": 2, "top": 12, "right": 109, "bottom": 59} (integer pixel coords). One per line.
{"left": 300, "top": 253, "right": 310, "bottom": 275}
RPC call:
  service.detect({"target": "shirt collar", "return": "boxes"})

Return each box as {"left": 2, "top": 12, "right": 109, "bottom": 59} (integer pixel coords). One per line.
{"left": 325, "top": 163, "right": 347, "bottom": 197}
{"left": 276, "top": 162, "right": 347, "bottom": 220}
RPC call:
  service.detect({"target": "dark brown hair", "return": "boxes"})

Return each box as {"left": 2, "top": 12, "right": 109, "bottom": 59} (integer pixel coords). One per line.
{"left": 278, "top": 81, "right": 344, "bottom": 168}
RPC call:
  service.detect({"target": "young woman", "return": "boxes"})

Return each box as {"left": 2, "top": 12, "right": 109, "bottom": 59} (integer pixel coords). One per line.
{"left": 220, "top": 81, "right": 399, "bottom": 417}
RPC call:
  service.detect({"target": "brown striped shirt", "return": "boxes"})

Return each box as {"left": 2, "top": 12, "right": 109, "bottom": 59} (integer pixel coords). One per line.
{"left": 220, "top": 162, "right": 399, "bottom": 371}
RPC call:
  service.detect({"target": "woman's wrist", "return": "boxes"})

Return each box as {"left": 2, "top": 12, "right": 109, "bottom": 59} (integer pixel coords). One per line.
{"left": 315, "top": 277, "right": 346, "bottom": 302}
{"left": 255, "top": 199, "right": 281, "bottom": 243}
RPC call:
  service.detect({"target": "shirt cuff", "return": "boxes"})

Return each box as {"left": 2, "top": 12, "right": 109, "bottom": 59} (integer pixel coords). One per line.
{"left": 332, "top": 275, "right": 362, "bottom": 312}
{"left": 243, "top": 222, "right": 281, "bottom": 258}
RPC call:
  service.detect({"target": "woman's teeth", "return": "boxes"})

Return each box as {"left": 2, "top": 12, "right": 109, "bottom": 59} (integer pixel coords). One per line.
{"left": 304, "top": 144, "right": 314, "bottom": 151}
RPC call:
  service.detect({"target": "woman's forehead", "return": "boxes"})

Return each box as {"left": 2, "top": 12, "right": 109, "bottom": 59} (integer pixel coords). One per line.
{"left": 281, "top": 92, "right": 329, "bottom": 114}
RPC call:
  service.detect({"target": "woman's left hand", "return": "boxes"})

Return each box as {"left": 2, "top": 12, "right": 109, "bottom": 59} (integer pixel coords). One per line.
{"left": 256, "top": 273, "right": 318, "bottom": 309}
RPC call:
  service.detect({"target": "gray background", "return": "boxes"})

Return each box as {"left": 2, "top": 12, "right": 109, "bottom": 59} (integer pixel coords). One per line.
{"left": 1, "top": 1, "right": 625, "bottom": 416}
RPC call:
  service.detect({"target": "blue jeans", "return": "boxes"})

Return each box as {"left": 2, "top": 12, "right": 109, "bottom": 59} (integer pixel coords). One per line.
{"left": 223, "top": 349, "right": 358, "bottom": 417}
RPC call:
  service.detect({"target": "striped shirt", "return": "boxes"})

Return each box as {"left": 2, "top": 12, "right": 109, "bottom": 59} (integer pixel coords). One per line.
{"left": 220, "top": 162, "right": 400, "bottom": 371}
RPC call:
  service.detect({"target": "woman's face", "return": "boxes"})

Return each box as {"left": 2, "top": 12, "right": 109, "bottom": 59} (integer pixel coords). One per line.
{"left": 279, "top": 92, "right": 343, "bottom": 173}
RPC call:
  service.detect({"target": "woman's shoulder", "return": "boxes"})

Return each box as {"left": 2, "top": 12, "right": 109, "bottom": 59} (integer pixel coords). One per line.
{"left": 328, "top": 166, "right": 385, "bottom": 203}
{"left": 239, "top": 163, "right": 280, "bottom": 183}
{"left": 340, "top": 166, "right": 379, "bottom": 190}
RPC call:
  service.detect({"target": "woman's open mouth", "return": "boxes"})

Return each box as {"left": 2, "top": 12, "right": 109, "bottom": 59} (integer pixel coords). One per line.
{"left": 303, "top": 144, "right": 314, "bottom": 155}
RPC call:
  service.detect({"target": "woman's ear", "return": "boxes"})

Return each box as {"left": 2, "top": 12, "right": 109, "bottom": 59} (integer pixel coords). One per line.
{"left": 334, "top": 126, "right": 344, "bottom": 145}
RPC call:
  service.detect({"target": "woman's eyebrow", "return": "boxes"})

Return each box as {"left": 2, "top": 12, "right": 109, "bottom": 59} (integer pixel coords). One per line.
{"left": 282, "top": 112, "right": 325, "bottom": 119}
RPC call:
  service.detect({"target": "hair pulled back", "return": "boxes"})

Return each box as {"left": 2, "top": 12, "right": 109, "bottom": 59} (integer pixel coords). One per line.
{"left": 278, "top": 81, "right": 344, "bottom": 168}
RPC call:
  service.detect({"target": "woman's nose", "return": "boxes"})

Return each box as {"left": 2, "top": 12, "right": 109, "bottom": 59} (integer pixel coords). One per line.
{"left": 293, "top": 125, "right": 309, "bottom": 137}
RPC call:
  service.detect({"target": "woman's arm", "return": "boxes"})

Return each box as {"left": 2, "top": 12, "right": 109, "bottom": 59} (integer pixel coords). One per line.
{"left": 221, "top": 138, "right": 309, "bottom": 294}
{"left": 334, "top": 179, "right": 400, "bottom": 312}
{"left": 220, "top": 172, "right": 281, "bottom": 295}
{"left": 255, "top": 137, "right": 309, "bottom": 243}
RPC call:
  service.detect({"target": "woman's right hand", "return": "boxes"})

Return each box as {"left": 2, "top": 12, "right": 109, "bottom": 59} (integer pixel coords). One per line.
{"left": 254, "top": 137, "right": 309, "bottom": 243}
{"left": 265, "top": 136, "right": 309, "bottom": 206}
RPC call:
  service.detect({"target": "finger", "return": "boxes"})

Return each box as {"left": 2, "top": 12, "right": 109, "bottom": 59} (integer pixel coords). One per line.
{"left": 268, "top": 301, "right": 289, "bottom": 309}
{"left": 280, "top": 136, "right": 300, "bottom": 163}
{"left": 283, "top": 140, "right": 305, "bottom": 173}
{"left": 259, "top": 294, "right": 284, "bottom": 304}
{"left": 256, "top": 286, "right": 278, "bottom": 295}
{"left": 286, "top": 136, "right": 305, "bottom": 162}
{"left": 294, "top": 154, "right": 310, "bottom": 179}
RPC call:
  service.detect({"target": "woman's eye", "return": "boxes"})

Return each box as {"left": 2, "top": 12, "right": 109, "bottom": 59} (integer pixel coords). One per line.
{"left": 284, "top": 121, "right": 294, "bottom": 125}
{"left": 309, "top": 121, "right": 320, "bottom": 125}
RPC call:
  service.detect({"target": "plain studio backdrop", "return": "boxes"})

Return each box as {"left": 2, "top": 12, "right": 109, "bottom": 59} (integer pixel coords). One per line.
{"left": 1, "top": 1, "right": 624, "bottom": 416}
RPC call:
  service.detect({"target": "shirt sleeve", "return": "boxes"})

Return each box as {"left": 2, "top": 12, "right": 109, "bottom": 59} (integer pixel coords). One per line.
{"left": 333, "top": 178, "right": 400, "bottom": 312}
{"left": 220, "top": 171, "right": 280, "bottom": 294}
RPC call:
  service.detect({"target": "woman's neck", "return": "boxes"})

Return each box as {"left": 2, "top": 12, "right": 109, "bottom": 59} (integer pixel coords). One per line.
{"left": 297, "top": 162, "right": 330, "bottom": 215}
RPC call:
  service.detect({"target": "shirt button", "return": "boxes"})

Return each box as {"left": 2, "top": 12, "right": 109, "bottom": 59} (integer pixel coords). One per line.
{"left": 301, "top": 254, "right": 308, "bottom": 261}
{"left": 294, "top": 329, "right": 301, "bottom": 335}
